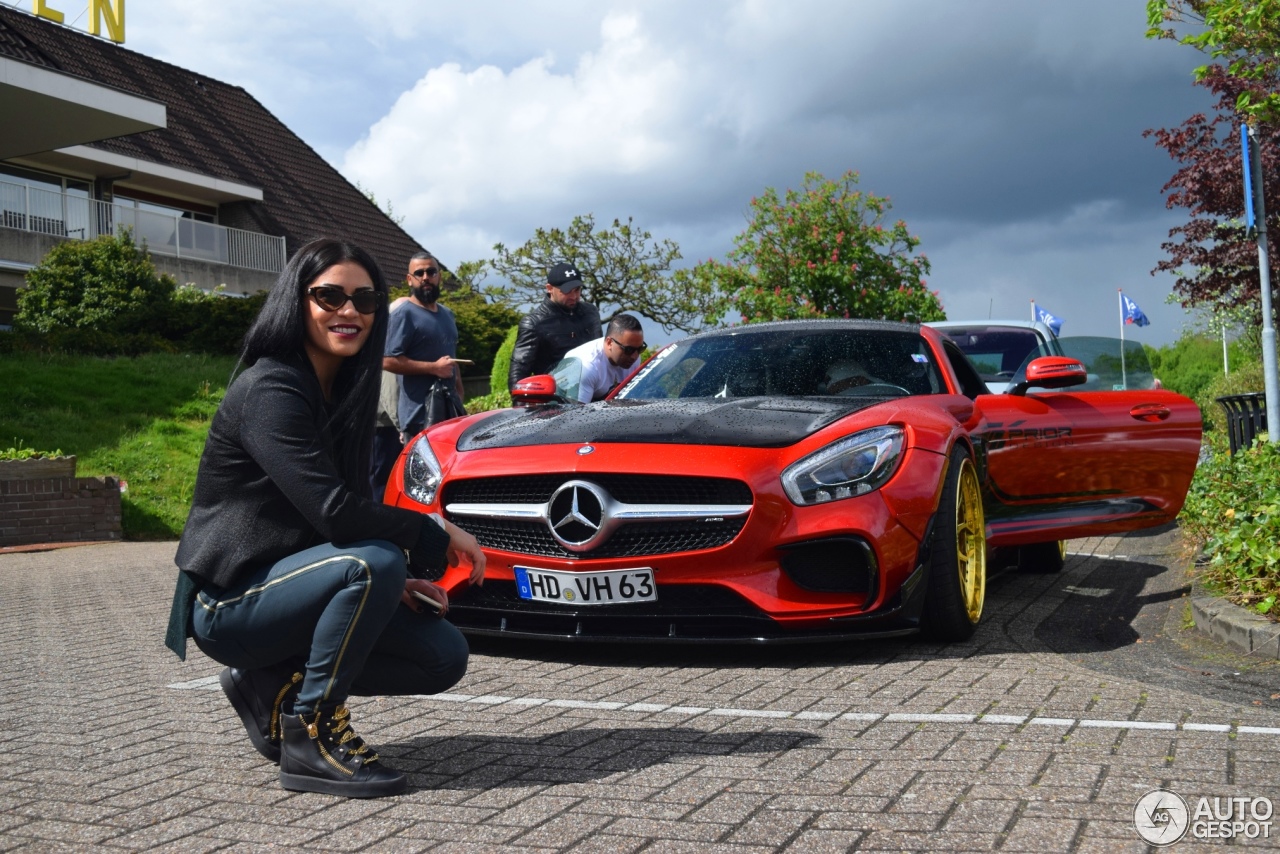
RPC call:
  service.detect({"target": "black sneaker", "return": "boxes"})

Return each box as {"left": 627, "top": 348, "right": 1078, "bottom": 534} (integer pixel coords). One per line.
{"left": 219, "top": 666, "right": 302, "bottom": 764}
{"left": 278, "top": 706, "right": 407, "bottom": 798}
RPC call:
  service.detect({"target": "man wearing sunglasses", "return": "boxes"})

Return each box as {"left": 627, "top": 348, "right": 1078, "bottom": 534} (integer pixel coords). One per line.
{"left": 508, "top": 261, "right": 602, "bottom": 390}
{"left": 384, "top": 252, "right": 465, "bottom": 439}
{"left": 561, "top": 313, "right": 646, "bottom": 403}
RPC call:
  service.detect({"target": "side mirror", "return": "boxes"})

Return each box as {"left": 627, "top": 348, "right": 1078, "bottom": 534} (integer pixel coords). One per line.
{"left": 1009, "top": 356, "right": 1087, "bottom": 396}
{"left": 511, "top": 374, "right": 563, "bottom": 406}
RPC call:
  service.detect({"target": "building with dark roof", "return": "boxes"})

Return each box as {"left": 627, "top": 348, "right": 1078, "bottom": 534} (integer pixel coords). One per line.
{"left": 0, "top": 5, "right": 426, "bottom": 325}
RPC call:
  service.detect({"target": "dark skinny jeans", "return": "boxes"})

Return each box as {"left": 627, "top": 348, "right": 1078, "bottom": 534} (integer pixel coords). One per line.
{"left": 190, "top": 539, "right": 467, "bottom": 715}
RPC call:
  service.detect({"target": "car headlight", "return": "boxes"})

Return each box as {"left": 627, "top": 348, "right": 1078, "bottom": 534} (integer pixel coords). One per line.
{"left": 403, "top": 435, "right": 443, "bottom": 505}
{"left": 781, "top": 426, "right": 904, "bottom": 506}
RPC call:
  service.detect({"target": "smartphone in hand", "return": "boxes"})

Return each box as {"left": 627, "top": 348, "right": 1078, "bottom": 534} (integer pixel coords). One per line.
{"left": 410, "top": 589, "right": 446, "bottom": 614}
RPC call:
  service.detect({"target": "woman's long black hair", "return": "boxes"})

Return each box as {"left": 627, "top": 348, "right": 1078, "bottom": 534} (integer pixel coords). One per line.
{"left": 241, "top": 237, "right": 389, "bottom": 496}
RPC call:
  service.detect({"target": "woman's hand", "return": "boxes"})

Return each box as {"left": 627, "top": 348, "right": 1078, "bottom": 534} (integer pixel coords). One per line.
{"left": 442, "top": 518, "right": 486, "bottom": 586}
{"left": 402, "top": 578, "right": 449, "bottom": 614}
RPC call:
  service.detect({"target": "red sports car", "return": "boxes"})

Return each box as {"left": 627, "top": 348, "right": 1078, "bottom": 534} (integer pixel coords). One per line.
{"left": 384, "top": 320, "right": 1202, "bottom": 643}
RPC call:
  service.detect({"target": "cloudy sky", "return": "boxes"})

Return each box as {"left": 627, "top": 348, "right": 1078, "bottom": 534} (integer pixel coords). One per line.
{"left": 113, "top": 0, "right": 1216, "bottom": 344}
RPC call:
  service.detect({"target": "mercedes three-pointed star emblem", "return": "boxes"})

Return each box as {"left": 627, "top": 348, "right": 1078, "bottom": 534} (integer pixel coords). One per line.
{"left": 547, "top": 480, "right": 609, "bottom": 551}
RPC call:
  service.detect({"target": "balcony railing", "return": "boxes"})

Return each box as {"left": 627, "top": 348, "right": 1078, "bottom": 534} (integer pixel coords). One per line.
{"left": 0, "top": 179, "right": 286, "bottom": 274}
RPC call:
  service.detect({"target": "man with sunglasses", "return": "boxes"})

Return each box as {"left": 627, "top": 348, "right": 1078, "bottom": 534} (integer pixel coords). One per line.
{"left": 561, "top": 313, "right": 646, "bottom": 403}
{"left": 384, "top": 252, "right": 465, "bottom": 439}
{"left": 508, "top": 261, "right": 602, "bottom": 390}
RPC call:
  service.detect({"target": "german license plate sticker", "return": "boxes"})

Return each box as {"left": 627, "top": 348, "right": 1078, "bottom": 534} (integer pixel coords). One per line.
{"left": 514, "top": 566, "right": 656, "bottom": 605}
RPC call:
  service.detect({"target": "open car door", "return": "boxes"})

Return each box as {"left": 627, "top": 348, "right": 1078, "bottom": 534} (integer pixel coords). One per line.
{"left": 973, "top": 337, "right": 1202, "bottom": 547}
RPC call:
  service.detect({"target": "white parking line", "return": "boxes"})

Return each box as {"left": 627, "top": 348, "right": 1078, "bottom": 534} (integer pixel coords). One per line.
{"left": 167, "top": 675, "right": 220, "bottom": 690}
{"left": 1078, "top": 719, "right": 1176, "bottom": 730}
{"left": 167, "top": 680, "right": 1277, "bottom": 736}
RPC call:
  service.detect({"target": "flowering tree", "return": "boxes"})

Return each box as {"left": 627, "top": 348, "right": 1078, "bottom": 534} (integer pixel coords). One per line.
{"left": 679, "top": 171, "right": 944, "bottom": 325}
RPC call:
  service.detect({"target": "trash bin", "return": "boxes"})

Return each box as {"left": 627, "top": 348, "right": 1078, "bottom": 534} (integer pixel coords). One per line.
{"left": 1216, "top": 392, "right": 1268, "bottom": 454}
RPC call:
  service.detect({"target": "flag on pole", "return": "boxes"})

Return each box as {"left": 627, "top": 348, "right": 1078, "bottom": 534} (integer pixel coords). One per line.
{"left": 1121, "top": 292, "right": 1150, "bottom": 327}
{"left": 1034, "top": 304, "right": 1064, "bottom": 336}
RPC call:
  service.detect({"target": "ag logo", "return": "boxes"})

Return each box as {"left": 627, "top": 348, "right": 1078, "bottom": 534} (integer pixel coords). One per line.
{"left": 1134, "top": 789, "right": 1190, "bottom": 845}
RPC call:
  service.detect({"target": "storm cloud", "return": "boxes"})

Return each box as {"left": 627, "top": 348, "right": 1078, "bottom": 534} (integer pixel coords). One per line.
{"left": 129, "top": 0, "right": 1215, "bottom": 341}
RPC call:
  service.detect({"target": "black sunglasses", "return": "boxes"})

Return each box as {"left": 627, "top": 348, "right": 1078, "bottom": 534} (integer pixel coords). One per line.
{"left": 410, "top": 266, "right": 440, "bottom": 278}
{"left": 307, "top": 285, "right": 383, "bottom": 315}
{"left": 610, "top": 338, "right": 647, "bottom": 356}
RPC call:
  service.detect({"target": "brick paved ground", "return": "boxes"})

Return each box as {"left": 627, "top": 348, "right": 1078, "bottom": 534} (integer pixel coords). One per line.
{"left": 1, "top": 528, "right": 1277, "bottom": 851}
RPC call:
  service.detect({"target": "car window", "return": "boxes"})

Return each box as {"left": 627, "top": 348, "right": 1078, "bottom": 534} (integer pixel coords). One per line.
{"left": 548, "top": 356, "right": 584, "bottom": 402}
{"left": 936, "top": 326, "right": 1053, "bottom": 386}
{"left": 617, "top": 328, "right": 946, "bottom": 400}
{"left": 1010, "top": 336, "right": 1159, "bottom": 391}
{"left": 941, "top": 339, "right": 989, "bottom": 400}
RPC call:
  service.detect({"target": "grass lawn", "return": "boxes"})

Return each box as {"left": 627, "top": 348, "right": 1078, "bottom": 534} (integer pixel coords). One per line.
{"left": 1, "top": 352, "right": 238, "bottom": 539}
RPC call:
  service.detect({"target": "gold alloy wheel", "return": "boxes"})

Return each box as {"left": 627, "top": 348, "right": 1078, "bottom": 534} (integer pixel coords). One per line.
{"left": 954, "top": 457, "right": 987, "bottom": 624}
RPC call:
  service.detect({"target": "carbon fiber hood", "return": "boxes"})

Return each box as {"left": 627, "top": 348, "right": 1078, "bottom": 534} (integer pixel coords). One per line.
{"left": 455, "top": 397, "right": 881, "bottom": 451}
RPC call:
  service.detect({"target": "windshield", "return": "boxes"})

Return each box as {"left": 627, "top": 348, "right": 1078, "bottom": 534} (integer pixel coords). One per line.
{"left": 1011, "top": 336, "right": 1159, "bottom": 391}
{"left": 616, "top": 327, "right": 946, "bottom": 400}
{"left": 936, "top": 325, "right": 1055, "bottom": 387}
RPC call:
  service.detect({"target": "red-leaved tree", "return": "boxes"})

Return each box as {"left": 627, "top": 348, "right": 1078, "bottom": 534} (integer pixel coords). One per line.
{"left": 1145, "top": 64, "right": 1280, "bottom": 316}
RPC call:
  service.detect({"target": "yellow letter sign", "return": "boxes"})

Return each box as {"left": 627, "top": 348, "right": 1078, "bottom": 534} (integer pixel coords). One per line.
{"left": 90, "top": 0, "right": 125, "bottom": 43}
{"left": 33, "top": 0, "right": 64, "bottom": 26}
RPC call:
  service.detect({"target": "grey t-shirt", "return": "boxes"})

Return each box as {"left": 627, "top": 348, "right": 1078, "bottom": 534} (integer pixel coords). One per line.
{"left": 385, "top": 301, "right": 459, "bottom": 433}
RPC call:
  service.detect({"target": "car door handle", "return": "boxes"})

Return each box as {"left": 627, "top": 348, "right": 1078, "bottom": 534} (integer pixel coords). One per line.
{"left": 1130, "top": 403, "right": 1171, "bottom": 422}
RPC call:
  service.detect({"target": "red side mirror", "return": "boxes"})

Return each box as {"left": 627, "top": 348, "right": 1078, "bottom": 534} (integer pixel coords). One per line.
{"left": 1010, "top": 357, "right": 1087, "bottom": 395}
{"left": 511, "top": 374, "right": 560, "bottom": 405}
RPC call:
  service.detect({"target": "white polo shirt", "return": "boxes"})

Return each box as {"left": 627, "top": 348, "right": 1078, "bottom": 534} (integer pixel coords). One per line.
{"left": 564, "top": 337, "right": 628, "bottom": 403}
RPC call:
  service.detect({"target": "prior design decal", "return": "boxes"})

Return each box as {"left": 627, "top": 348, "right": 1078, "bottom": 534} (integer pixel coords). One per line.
{"left": 985, "top": 420, "right": 1073, "bottom": 451}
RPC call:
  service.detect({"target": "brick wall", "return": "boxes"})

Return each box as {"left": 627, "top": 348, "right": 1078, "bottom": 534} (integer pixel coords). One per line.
{"left": 0, "top": 475, "right": 123, "bottom": 547}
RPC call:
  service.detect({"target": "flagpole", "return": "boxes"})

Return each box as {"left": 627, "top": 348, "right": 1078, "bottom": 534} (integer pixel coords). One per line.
{"left": 1246, "top": 124, "right": 1280, "bottom": 443}
{"left": 1030, "top": 299, "right": 1035, "bottom": 323}
{"left": 1118, "top": 290, "right": 1127, "bottom": 389}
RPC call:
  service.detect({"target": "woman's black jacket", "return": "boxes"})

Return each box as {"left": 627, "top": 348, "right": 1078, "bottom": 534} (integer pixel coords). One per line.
{"left": 166, "top": 351, "right": 448, "bottom": 657}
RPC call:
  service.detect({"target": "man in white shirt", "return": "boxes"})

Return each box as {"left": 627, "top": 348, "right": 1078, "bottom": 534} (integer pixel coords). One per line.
{"left": 562, "top": 313, "right": 645, "bottom": 402}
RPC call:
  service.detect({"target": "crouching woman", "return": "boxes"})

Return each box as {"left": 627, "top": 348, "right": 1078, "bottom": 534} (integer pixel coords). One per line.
{"left": 164, "top": 237, "right": 485, "bottom": 799}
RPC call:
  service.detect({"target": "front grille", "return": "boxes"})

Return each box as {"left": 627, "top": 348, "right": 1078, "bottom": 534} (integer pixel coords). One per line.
{"left": 458, "top": 517, "right": 748, "bottom": 558}
{"left": 445, "top": 474, "right": 752, "bottom": 506}
{"left": 443, "top": 474, "right": 753, "bottom": 559}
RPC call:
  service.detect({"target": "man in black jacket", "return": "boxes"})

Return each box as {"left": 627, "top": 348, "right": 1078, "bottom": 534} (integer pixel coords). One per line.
{"left": 508, "top": 262, "right": 602, "bottom": 389}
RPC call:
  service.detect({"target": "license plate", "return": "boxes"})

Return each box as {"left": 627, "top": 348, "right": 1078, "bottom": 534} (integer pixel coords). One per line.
{"left": 514, "top": 566, "right": 656, "bottom": 605}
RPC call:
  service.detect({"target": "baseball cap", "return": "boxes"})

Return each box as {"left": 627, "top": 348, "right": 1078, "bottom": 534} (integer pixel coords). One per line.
{"left": 547, "top": 262, "right": 584, "bottom": 292}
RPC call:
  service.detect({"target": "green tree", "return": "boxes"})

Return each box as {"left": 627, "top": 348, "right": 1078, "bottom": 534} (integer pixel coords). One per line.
{"left": 1145, "top": 332, "right": 1232, "bottom": 401}
{"left": 464, "top": 325, "right": 518, "bottom": 414}
{"left": 440, "top": 279, "right": 521, "bottom": 378}
{"left": 16, "top": 230, "right": 176, "bottom": 334}
{"left": 489, "top": 214, "right": 715, "bottom": 332}
{"left": 1147, "top": 0, "right": 1280, "bottom": 121}
{"left": 678, "top": 171, "right": 943, "bottom": 325}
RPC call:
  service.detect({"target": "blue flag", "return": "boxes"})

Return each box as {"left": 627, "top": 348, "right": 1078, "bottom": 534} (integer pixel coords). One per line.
{"left": 1122, "top": 292, "right": 1150, "bottom": 327}
{"left": 1034, "top": 304, "right": 1063, "bottom": 336}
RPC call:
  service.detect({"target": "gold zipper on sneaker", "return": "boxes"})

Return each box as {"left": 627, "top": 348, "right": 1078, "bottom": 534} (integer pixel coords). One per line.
{"left": 270, "top": 672, "right": 303, "bottom": 741}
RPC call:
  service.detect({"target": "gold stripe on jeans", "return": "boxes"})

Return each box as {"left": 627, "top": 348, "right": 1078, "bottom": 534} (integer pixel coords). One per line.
{"left": 194, "top": 553, "right": 378, "bottom": 704}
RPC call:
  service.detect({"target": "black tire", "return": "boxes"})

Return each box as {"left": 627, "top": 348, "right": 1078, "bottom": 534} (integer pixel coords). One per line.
{"left": 1018, "top": 540, "right": 1066, "bottom": 573}
{"left": 922, "top": 448, "right": 987, "bottom": 641}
